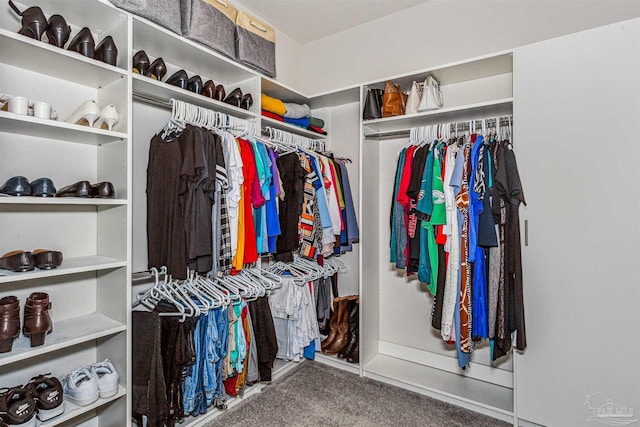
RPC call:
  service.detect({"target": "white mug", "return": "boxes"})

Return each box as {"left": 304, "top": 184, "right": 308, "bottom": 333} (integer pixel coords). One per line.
{"left": 33, "top": 101, "right": 51, "bottom": 120}
{"left": 8, "top": 96, "right": 28, "bottom": 115}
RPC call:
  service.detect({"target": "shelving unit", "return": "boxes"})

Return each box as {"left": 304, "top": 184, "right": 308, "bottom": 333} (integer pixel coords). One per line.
{"left": 2, "top": 1, "right": 360, "bottom": 426}
{"left": 0, "top": 1, "right": 131, "bottom": 425}
{"left": 359, "top": 51, "right": 515, "bottom": 422}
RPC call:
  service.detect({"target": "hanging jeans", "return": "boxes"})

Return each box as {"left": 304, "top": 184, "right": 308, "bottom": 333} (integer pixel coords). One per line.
{"left": 183, "top": 314, "right": 208, "bottom": 416}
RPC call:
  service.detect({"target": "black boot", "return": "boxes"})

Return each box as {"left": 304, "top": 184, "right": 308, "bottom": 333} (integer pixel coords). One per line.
{"left": 338, "top": 296, "right": 358, "bottom": 359}
{"left": 345, "top": 297, "right": 359, "bottom": 363}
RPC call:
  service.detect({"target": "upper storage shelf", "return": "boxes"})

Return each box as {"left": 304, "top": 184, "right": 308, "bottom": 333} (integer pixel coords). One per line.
{"left": 132, "top": 16, "right": 257, "bottom": 85}
{"left": 363, "top": 52, "right": 513, "bottom": 91}
{"left": 362, "top": 52, "right": 514, "bottom": 136}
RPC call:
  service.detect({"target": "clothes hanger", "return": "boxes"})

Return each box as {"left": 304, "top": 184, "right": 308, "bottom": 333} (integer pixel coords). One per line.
{"left": 198, "top": 275, "right": 231, "bottom": 306}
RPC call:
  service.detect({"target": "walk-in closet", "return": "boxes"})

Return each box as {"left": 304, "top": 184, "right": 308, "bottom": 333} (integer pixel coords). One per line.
{"left": 0, "top": 0, "right": 638, "bottom": 426}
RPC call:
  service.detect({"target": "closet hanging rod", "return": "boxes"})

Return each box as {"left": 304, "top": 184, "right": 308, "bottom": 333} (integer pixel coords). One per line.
{"left": 132, "top": 90, "right": 172, "bottom": 109}
{"left": 364, "top": 116, "right": 513, "bottom": 139}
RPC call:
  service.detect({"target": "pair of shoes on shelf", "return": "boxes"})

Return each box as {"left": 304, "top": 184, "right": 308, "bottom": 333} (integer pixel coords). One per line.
{"left": 0, "top": 373, "right": 63, "bottom": 426}
{"left": 65, "top": 100, "right": 119, "bottom": 131}
{"left": 0, "top": 292, "right": 53, "bottom": 351}
{"left": 0, "top": 176, "right": 55, "bottom": 197}
{"left": 8, "top": 0, "right": 117, "bottom": 66}
{"left": 0, "top": 250, "right": 63, "bottom": 273}
{"left": 164, "top": 69, "right": 202, "bottom": 94}
{"left": 223, "top": 88, "right": 253, "bottom": 110}
{"left": 62, "top": 360, "right": 119, "bottom": 407}
{"left": 132, "top": 50, "right": 167, "bottom": 80}
{"left": 55, "top": 180, "right": 115, "bottom": 199}
{"left": 201, "top": 79, "right": 226, "bottom": 102}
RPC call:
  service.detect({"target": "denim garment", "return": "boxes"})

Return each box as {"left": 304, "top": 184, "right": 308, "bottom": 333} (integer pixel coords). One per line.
{"left": 214, "top": 307, "right": 228, "bottom": 402}
{"left": 183, "top": 315, "right": 207, "bottom": 415}
{"left": 203, "top": 312, "right": 219, "bottom": 407}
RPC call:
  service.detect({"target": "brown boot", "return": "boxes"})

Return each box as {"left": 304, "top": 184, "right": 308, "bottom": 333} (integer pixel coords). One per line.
{"left": 321, "top": 297, "right": 344, "bottom": 351}
{"left": 0, "top": 296, "right": 20, "bottom": 353}
{"left": 23, "top": 292, "right": 52, "bottom": 347}
{"left": 338, "top": 296, "right": 359, "bottom": 359}
{"left": 322, "top": 296, "right": 353, "bottom": 355}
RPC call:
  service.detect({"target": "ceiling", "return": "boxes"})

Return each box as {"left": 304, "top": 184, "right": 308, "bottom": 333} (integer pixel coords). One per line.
{"left": 233, "top": 0, "right": 431, "bottom": 45}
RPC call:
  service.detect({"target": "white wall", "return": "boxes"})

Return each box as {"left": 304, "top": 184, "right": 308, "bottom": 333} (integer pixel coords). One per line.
{"left": 300, "top": 0, "right": 640, "bottom": 94}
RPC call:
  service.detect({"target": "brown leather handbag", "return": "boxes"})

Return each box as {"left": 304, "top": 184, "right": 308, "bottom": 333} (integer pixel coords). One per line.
{"left": 381, "top": 81, "right": 406, "bottom": 117}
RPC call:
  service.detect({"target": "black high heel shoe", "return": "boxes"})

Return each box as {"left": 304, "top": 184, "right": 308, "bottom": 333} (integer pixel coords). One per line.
{"left": 223, "top": 88, "right": 242, "bottom": 108}
{"left": 45, "top": 14, "right": 71, "bottom": 48}
{"left": 201, "top": 80, "right": 216, "bottom": 98}
{"left": 165, "top": 70, "right": 188, "bottom": 90}
{"left": 241, "top": 93, "right": 253, "bottom": 110}
{"left": 215, "top": 85, "right": 226, "bottom": 102}
{"left": 132, "top": 50, "right": 150, "bottom": 75}
{"left": 95, "top": 36, "right": 118, "bottom": 66}
{"left": 8, "top": 0, "right": 47, "bottom": 40}
{"left": 67, "top": 27, "right": 95, "bottom": 59}
{"left": 144, "top": 57, "right": 167, "bottom": 81}
{"left": 187, "top": 75, "right": 203, "bottom": 94}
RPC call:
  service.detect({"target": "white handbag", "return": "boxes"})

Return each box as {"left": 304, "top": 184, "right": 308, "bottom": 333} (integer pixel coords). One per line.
{"left": 404, "top": 81, "right": 423, "bottom": 115}
{"left": 418, "top": 76, "right": 444, "bottom": 111}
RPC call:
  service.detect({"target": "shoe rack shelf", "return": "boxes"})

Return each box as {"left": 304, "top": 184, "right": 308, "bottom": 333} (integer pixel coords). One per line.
{"left": 0, "top": 111, "right": 127, "bottom": 146}
{"left": 0, "top": 256, "right": 126, "bottom": 284}
{"left": 0, "top": 196, "right": 127, "bottom": 205}
{"left": 132, "top": 74, "right": 259, "bottom": 120}
{"left": 0, "top": 0, "right": 130, "bottom": 424}
{"left": 40, "top": 385, "right": 126, "bottom": 427}
{"left": 0, "top": 312, "right": 126, "bottom": 367}
{"left": 0, "top": 29, "right": 127, "bottom": 88}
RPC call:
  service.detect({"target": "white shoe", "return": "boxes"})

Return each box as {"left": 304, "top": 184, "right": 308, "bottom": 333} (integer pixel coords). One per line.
{"left": 61, "top": 368, "right": 99, "bottom": 407}
{"left": 94, "top": 104, "right": 119, "bottom": 131}
{"left": 90, "top": 359, "right": 119, "bottom": 398}
{"left": 64, "top": 100, "right": 101, "bottom": 127}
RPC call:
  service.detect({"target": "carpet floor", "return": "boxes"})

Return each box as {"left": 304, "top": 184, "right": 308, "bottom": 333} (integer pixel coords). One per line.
{"left": 206, "top": 360, "right": 510, "bottom": 427}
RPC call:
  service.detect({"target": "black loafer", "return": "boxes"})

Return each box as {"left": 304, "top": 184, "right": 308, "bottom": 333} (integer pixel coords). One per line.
{"left": 0, "top": 251, "right": 36, "bottom": 272}
{"left": 90, "top": 182, "right": 115, "bottom": 199}
{"left": 32, "top": 249, "right": 63, "bottom": 270}
{"left": 0, "top": 176, "right": 31, "bottom": 196}
{"left": 30, "top": 178, "right": 56, "bottom": 197}
{"left": 56, "top": 180, "right": 91, "bottom": 197}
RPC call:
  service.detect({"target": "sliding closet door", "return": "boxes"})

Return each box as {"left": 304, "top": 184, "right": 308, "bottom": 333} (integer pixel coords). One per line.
{"left": 514, "top": 18, "right": 640, "bottom": 427}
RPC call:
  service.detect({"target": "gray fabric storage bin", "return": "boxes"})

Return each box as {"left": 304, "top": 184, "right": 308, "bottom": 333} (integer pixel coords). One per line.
{"left": 181, "top": 0, "right": 237, "bottom": 59}
{"left": 235, "top": 11, "right": 276, "bottom": 78}
{"left": 108, "top": 0, "right": 181, "bottom": 34}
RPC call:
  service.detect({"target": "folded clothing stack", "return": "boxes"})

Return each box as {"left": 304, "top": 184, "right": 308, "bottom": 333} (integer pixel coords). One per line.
{"left": 261, "top": 93, "right": 327, "bottom": 135}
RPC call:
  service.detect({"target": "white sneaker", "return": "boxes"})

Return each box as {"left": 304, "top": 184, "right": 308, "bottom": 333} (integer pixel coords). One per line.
{"left": 61, "top": 368, "right": 99, "bottom": 407}
{"left": 90, "top": 359, "right": 119, "bottom": 398}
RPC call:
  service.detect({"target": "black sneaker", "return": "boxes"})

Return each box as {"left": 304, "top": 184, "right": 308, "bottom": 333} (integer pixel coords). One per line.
{"left": 26, "top": 374, "right": 64, "bottom": 422}
{"left": 0, "top": 386, "right": 37, "bottom": 427}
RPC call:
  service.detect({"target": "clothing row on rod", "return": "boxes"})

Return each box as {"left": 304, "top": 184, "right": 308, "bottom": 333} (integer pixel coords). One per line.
{"left": 131, "top": 256, "right": 349, "bottom": 426}
{"left": 147, "top": 99, "right": 359, "bottom": 281}
{"left": 390, "top": 115, "right": 526, "bottom": 368}
{"left": 132, "top": 266, "right": 278, "bottom": 425}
